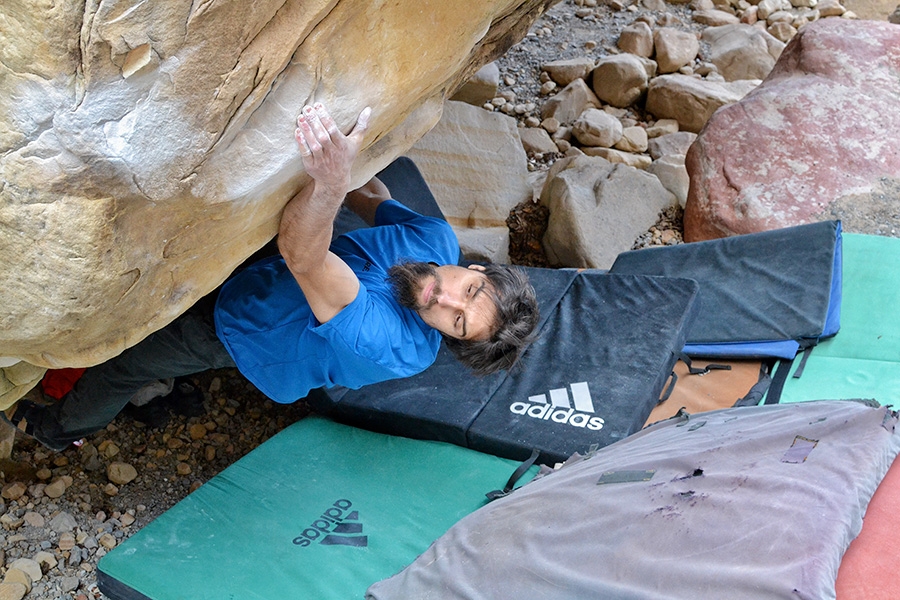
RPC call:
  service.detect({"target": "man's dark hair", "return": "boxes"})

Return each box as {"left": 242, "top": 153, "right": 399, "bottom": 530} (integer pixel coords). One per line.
{"left": 443, "top": 264, "right": 539, "bottom": 376}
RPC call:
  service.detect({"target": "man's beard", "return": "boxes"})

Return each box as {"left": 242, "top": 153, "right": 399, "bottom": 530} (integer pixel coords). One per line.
{"left": 388, "top": 261, "right": 440, "bottom": 311}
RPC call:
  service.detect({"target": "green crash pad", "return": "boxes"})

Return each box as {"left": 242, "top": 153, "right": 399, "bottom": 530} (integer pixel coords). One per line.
{"left": 780, "top": 233, "right": 900, "bottom": 405}
{"left": 98, "top": 416, "right": 534, "bottom": 600}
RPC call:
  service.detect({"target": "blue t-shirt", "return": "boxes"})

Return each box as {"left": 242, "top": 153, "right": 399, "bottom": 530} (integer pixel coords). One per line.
{"left": 214, "top": 200, "right": 459, "bottom": 403}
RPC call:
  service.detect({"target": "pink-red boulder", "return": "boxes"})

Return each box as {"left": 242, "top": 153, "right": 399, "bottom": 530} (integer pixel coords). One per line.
{"left": 684, "top": 18, "right": 900, "bottom": 241}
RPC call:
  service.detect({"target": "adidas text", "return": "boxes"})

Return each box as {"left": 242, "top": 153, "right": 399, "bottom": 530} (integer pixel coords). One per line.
{"left": 510, "top": 402, "right": 605, "bottom": 430}
{"left": 510, "top": 382, "right": 605, "bottom": 431}
{"left": 293, "top": 499, "right": 367, "bottom": 548}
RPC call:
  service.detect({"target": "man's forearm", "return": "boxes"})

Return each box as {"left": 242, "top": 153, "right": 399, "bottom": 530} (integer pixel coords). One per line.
{"left": 277, "top": 178, "right": 346, "bottom": 274}
{"left": 278, "top": 103, "right": 369, "bottom": 276}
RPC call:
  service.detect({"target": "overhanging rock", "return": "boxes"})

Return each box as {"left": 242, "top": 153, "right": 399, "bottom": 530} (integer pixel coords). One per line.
{"left": 0, "top": 0, "right": 559, "bottom": 370}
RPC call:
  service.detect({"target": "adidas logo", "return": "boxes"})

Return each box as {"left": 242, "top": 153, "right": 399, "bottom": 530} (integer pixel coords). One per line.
{"left": 292, "top": 499, "right": 368, "bottom": 548}
{"left": 509, "top": 382, "right": 605, "bottom": 431}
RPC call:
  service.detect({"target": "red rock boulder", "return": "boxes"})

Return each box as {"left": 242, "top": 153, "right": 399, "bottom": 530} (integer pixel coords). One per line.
{"left": 684, "top": 18, "right": 900, "bottom": 241}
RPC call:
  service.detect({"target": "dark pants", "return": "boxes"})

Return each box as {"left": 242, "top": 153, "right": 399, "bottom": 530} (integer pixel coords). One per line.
{"left": 27, "top": 300, "right": 235, "bottom": 449}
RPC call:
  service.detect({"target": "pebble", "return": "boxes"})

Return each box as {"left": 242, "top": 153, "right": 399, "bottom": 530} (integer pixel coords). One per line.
{"left": 22, "top": 512, "right": 44, "bottom": 528}
{"left": 2, "top": 570, "right": 31, "bottom": 594}
{"left": 44, "top": 479, "right": 67, "bottom": 499}
{"left": 98, "top": 533, "right": 117, "bottom": 550}
{"left": 0, "top": 514, "right": 24, "bottom": 530}
{"left": 107, "top": 462, "right": 138, "bottom": 485}
{"left": 35, "top": 550, "right": 58, "bottom": 570}
{"left": 9, "top": 559, "right": 41, "bottom": 584}
{"left": 98, "top": 440, "right": 120, "bottom": 459}
{"left": 189, "top": 424, "right": 208, "bottom": 440}
{"left": 1, "top": 483, "right": 26, "bottom": 501}
{"left": 60, "top": 576, "right": 80, "bottom": 593}
{"left": 58, "top": 532, "right": 76, "bottom": 551}
{"left": 49, "top": 512, "right": 78, "bottom": 533}
{"left": 0, "top": 583, "right": 26, "bottom": 600}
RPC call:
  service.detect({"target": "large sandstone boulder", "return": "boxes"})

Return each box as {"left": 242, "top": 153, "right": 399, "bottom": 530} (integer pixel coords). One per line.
{"left": 646, "top": 74, "right": 761, "bottom": 133}
{"left": 405, "top": 100, "right": 533, "bottom": 264}
{"left": 0, "top": 0, "right": 558, "bottom": 369}
{"left": 684, "top": 18, "right": 900, "bottom": 240}
{"left": 701, "top": 24, "right": 785, "bottom": 82}
{"left": 540, "top": 155, "right": 676, "bottom": 268}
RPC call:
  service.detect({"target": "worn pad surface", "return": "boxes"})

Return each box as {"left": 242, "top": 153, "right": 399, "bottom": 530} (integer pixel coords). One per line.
{"left": 318, "top": 272, "right": 699, "bottom": 464}
{"left": 97, "top": 417, "right": 532, "bottom": 600}
{"left": 610, "top": 220, "right": 842, "bottom": 359}
{"left": 780, "top": 233, "right": 900, "bottom": 406}
{"left": 367, "top": 401, "right": 900, "bottom": 600}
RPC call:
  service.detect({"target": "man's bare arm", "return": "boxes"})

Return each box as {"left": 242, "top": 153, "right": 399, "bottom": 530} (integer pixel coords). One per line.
{"left": 277, "top": 103, "right": 372, "bottom": 324}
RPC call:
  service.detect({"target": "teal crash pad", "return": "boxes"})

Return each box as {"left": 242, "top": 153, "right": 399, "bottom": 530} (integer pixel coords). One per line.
{"left": 780, "top": 233, "right": 900, "bottom": 406}
{"left": 98, "top": 416, "right": 534, "bottom": 600}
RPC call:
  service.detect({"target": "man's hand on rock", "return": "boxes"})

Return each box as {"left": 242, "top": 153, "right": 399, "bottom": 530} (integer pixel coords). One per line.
{"left": 295, "top": 103, "right": 371, "bottom": 191}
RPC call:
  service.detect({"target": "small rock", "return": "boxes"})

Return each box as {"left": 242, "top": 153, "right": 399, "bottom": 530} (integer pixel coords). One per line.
{"left": 58, "top": 532, "right": 76, "bottom": 551}
{"left": 188, "top": 424, "right": 207, "bottom": 440}
{"left": 0, "top": 514, "right": 24, "bottom": 530}
{"left": 35, "top": 468, "right": 52, "bottom": 481}
{"left": 60, "top": 576, "right": 80, "bottom": 593}
{"left": 104, "top": 483, "right": 119, "bottom": 497}
{"left": 22, "top": 512, "right": 44, "bottom": 528}
{"left": 0, "top": 582, "right": 26, "bottom": 600}
{"left": 49, "top": 511, "right": 78, "bottom": 533}
{"left": 120, "top": 512, "right": 135, "bottom": 527}
{"left": 44, "top": 478, "right": 67, "bottom": 499}
{"left": 176, "top": 463, "right": 192, "bottom": 476}
{"left": 107, "top": 462, "right": 138, "bottom": 485}
{"left": 816, "top": 0, "right": 845, "bottom": 16}
{"left": 2, "top": 569, "right": 31, "bottom": 594}
{"left": 646, "top": 119, "right": 680, "bottom": 138}
{"left": 34, "top": 550, "right": 58, "bottom": 570}
{"left": 8, "top": 559, "right": 41, "bottom": 584}
{"left": 98, "top": 533, "right": 117, "bottom": 550}
{"left": 204, "top": 445, "right": 217, "bottom": 462}
{"left": 1, "top": 482, "right": 26, "bottom": 501}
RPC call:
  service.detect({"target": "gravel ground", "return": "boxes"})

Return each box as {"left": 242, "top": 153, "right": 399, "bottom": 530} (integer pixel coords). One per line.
{"left": 0, "top": 1, "right": 884, "bottom": 598}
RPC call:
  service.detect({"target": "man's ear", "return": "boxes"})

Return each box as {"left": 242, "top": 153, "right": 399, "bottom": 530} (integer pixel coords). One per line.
{"left": 467, "top": 264, "right": 486, "bottom": 272}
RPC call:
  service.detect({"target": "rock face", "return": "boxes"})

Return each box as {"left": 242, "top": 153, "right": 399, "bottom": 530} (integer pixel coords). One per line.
{"left": 684, "top": 18, "right": 900, "bottom": 241}
{"left": 405, "top": 100, "right": 533, "bottom": 264}
{"left": 540, "top": 155, "right": 675, "bottom": 269}
{"left": 0, "top": 0, "right": 557, "bottom": 368}
{"left": 646, "top": 74, "right": 761, "bottom": 133}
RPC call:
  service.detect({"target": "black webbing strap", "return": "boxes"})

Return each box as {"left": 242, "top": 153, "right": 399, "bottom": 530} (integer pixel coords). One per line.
{"left": 764, "top": 358, "right": 794, "bottom": 404}
{"left": 658, "top": 371, "right": 678, "bottom": 403}
{"left": 679, "top": 353, "right": 732, "bottom": 376}
{"left": 792, "top": 346, "right": 815, "bottom": 379}
{"left": 486, "top": 448, "right": 541, "bottom": 501}
{"left": 733, "top": 362, "right": 773, "bottom": 407}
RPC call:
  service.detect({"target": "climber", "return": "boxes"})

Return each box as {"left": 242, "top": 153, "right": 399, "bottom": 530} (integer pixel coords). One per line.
{"left": 4, "top": 102, "right": 539, "bottom": 451}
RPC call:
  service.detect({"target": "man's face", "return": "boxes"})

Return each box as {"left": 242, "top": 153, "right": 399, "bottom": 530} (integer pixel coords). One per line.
{"left": 389, "top": 262, "right": 498, "bottom": 341}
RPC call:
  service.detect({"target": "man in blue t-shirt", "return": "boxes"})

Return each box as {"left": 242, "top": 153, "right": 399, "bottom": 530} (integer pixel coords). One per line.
{"left": 5, "top": 103, "right": 539, "bottom": 451}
